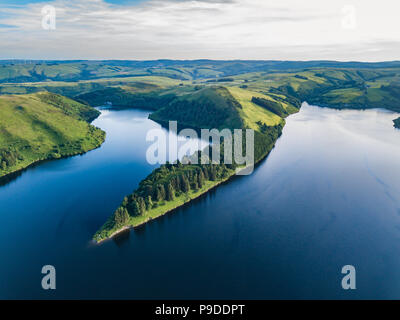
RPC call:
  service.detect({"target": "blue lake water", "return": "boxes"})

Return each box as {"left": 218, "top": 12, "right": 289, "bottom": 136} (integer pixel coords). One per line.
{"left": 0, "top": 103, "right": 400, "bottom": 299}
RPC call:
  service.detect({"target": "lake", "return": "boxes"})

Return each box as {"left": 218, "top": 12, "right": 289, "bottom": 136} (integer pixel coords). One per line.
{"left": 0, "top": 103, "right": 399, "bottom": 299}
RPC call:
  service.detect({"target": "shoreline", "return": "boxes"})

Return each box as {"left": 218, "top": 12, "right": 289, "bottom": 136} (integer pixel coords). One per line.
{"left": 93, "top": 99, "right": 292, "bottom": 243}
{"left": 93, "top": 139, "right": 281, "bottom": 244}
{"left": 0, "top": 110, "right": 106, "bottom": 186}
{"left": 1, "top": 150, "right": 83, "bottom": 181}
{"left": 0, "top": 148, "right": 92, "bottom": 182}
{"left": 94, "top": 171, "right": 236, "bottom": 244}
{"left": 0, "top": 135, "right": 106, "bottom": 186}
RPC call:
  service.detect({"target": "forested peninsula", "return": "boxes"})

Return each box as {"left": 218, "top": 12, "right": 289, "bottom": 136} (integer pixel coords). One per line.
{"left": 90, "top": 67, "right": 400, "bottom": 242}
{"left": 93, "top": 86, "right": 290, "bottom": 242}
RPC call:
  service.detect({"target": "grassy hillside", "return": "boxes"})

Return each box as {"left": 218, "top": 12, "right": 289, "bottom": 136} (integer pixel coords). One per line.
{"left": 227, "top": 87, "right": 287, "bottom": 129}
{"left": 3, "top": 63, "right": 399, "bottom": 118}
{"left": 149, "top": 86, "right": 244, "bottom": 130}
{"left": 75, "top": 87, "right": 176, "bottom": 110}
{"left": 0, "top": 75, "right": 183, "bottom": 97}
{"left": 0, "top": 92, "right": 105, "bottom": 178}
{"left": 227, "top": 68, "right": 400, "bottom": 114}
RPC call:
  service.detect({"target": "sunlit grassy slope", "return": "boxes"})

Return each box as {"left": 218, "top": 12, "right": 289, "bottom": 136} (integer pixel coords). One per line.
{"left": 0, "top": 92, "right": 105, "bottom": 177}
{"left": 227, "top": 87, "right": 284, "bottom": 129}
{"left": 0, "top": 76, "right": 184, "bottom": 97}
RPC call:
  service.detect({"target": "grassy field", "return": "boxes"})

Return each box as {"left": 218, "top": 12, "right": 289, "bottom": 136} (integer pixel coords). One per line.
{"left": 0, "top": 92, "right": 105, "bottom": 178}
{"left": 0, "top": 75, "right": 185, "bottom": 97}
{"left": 227, "top": 87, "right": 284, "bottom": 129}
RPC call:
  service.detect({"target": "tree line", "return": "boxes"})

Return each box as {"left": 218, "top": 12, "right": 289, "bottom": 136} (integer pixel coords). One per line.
{"left": 251, "top": 96, "right": 288, "bottom": 117}
{"left": 111, "top": 161, "right": 231, "bottom": 227}
{"left": 0, "top": 149, "right": 21, "bottom": 171}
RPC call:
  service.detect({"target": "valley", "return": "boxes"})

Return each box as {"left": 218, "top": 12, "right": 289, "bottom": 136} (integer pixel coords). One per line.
{"left": 1, "top": 60, "right": 400, "bottom": 242}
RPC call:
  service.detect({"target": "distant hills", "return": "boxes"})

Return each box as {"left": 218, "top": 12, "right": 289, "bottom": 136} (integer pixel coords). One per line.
{"left": 1, "top": 59, "right": 400, "bottom": 83}
{"left": 1, "top": 60, "right": 400, "bottom": 182}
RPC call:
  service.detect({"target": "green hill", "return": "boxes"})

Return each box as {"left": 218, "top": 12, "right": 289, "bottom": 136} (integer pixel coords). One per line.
{"left": 0, "top": 92, "right": 105, "bottom": 178}
{"left": 149, "top": 86, "right": 244, "bottom": 130}
{"left": 75, "top": 87, "right": 176, "bottom": 110}
{"left": 231, "top": 68, "right": 400, "bottom": 114}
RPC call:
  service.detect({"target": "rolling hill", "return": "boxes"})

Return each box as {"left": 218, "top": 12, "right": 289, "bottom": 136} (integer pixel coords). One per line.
{"left": 1, "top": 60, "right": 400, "bottom": 83}
{"left": 0, "top": 92, "right": 105, "bottom": 178}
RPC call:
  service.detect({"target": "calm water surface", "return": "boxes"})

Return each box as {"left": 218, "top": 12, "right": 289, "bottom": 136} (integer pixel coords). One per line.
{"left": 0, "top": 104, "right": 400, "bottom": 299}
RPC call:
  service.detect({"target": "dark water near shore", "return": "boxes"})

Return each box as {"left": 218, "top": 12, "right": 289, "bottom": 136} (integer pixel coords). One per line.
{"left": 1, "top": 103, "right": 400, "bottom": 299}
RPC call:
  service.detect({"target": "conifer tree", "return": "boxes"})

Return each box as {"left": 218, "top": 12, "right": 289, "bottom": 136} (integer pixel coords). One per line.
{"left": 114, "top": 207, "right": 129, "bottom": 226}
{"left": 192, "top": 173, "right": 198, "bottom": 190}
{"left": 175, "top": 175, "right": 181, "bottom": 190}
{"left": 145, "top": 195, "right": 153, "bottom": 210}
{"left": 127, "top": 199, "right": 141, "bottom": 216}
{"left": 202, "top": 166, "right": 209, "bottom": 180}
{"left": 180, "top": 175, "right": 190, "bottom": 192}
{"left": 166, "top": 183, "right": 175, "bottom": 201}
{"left": 209, "top": 166, "right": 217, "bottom": 181}
{"left": 137, "top": 196, "right": 146, "bottom": 214}
{"left": 198, "top": 171, "right": 205, "bottom": 188}
{"left": 144, "top": 185, "right": 153, "bottom": 197}
{"left": 155, "top": 184, "right": 165, "bottom": 201}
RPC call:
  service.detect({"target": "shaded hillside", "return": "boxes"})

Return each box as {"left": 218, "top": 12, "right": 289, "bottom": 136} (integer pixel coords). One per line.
{"left": 149, "top": 86, "right": 244, "bottom": 130}
{"left": 75, "top": 87, "right": 175, "bottom": 110}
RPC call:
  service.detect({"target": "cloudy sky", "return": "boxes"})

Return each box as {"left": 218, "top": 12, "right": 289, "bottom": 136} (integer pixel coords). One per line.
{"left": 0, "top": 0, "right": 399, "bottom": 61}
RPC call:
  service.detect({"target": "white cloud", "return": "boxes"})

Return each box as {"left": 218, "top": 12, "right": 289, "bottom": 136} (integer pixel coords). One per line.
{"left": 0, "top": 0, "right": 399, "bottom": 61}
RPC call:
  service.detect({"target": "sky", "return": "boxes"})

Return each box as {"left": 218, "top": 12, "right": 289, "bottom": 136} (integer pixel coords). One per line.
{"left": 0, "top": 0, "right": 399, "bottom": 61}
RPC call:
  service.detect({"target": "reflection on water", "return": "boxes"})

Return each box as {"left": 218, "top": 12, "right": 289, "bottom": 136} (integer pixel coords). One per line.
{"left": 0, "top": 104, "right": 400, "bottom": 299}
{"left": 113, "top": 229, "right": 131, "bottom": 247}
